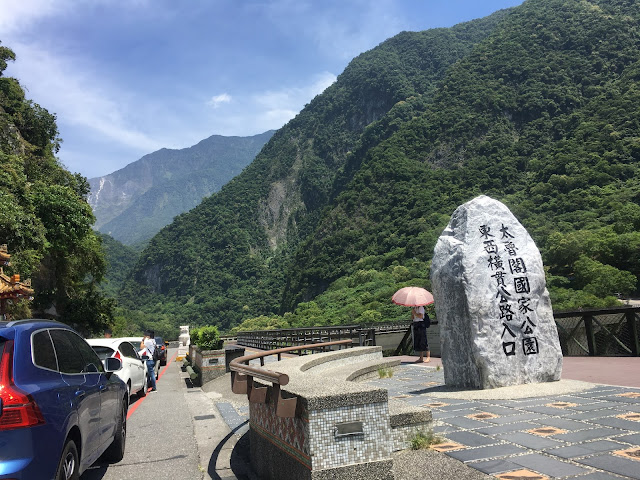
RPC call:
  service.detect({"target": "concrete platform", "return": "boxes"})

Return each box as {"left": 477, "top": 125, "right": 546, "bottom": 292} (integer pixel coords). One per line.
{"left": 199, "top": 351, "right": 640, "bottom": 479}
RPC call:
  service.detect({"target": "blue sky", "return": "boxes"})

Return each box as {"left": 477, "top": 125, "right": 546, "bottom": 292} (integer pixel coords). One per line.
{"left": 2, "top": 0, "right": 523, "bottom": 179}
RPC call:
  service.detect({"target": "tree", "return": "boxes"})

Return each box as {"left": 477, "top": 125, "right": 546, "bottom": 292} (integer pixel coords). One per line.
{"left": 0, "top": 42, "right": 111, "bottom": 333}
{"left": 0, "top": 42, "right": 16, "bottom": 76}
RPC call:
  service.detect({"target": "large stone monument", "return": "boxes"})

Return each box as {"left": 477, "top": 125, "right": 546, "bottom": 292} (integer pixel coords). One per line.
{"left": 431, "top": 195, "right": 562, "bottom": 389}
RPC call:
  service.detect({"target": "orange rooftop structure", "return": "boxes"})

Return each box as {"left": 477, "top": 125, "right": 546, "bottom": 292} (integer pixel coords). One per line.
{"left": 0, "top": 244, "right": 34, "bottom": 319}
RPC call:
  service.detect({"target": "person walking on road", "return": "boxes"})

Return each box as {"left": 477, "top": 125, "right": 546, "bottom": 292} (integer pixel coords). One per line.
{"left": 141, "top": 330, "right": 157, "bottom": 392}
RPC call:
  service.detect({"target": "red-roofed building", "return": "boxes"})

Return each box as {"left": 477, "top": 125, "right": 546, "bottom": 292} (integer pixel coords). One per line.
{"left": 0, "top": 245, "right": 34, "bottom": 319}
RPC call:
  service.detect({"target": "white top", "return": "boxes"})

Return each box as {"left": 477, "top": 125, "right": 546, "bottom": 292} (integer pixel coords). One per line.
{"left": 412, "top": 306, "right": 425, "bottom": 322}
{"left": 141, "top": 337, "right": 156, "bottom": 359}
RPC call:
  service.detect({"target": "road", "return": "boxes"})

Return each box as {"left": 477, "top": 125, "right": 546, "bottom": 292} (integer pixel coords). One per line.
{"left": 80, "top": 348, "right": 206, "bottom": 480}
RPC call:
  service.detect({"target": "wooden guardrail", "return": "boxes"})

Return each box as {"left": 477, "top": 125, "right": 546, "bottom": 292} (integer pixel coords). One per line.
{"left": 229, "top": 339, "right": 354, "bottom": 417}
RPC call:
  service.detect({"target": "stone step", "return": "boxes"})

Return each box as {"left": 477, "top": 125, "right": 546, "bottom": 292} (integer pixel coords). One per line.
{"left": 388, "top": 398, "right": 433, "bottom": 452}
{"left": 314, "top": 357, "right": 402, "bottom": 382}
{"left": 298, "top": 345, "right": 386, "bottom": 373}
{"left": 388, "top": 398, "right": 432, "bottom": 427}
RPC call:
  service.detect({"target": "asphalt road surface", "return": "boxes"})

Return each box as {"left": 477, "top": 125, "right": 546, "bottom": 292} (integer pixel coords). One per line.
{"left": 81, "top": 348, "right": 204, "bottom": 480}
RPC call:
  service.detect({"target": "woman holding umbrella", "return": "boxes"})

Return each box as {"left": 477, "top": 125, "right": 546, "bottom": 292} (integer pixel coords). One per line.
{"left": 392, "top": 286, "right": 433, "bottom": 363}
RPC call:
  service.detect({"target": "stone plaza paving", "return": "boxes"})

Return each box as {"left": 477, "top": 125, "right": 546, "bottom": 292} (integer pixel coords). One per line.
{"left": 370, "top": 365, "right": 640, "bottom": 479}
{"left": 213, "top": 357, "right": 640, "bottom": 479}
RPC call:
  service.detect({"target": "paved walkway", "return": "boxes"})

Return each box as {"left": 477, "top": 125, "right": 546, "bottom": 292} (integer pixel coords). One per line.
{"left": 206, "top": 354, "right": 640, "bottom": 479}
{"left": 81, "top": 349, "right": 204, "bottom": 480}
{"left": 373, "top": 361, "right": 640, "bottom": 479}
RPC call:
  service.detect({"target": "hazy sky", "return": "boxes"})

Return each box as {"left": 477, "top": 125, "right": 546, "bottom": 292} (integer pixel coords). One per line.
{"left": 2, "top": 0, "right": 524, "bottom": 178}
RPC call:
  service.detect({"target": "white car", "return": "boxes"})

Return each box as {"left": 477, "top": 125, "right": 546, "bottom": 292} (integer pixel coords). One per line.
{"left": 117, "top": 336, "right": 161, "bottom": 381}
{"left": 87, "top": 338, "right": 148, "bottom": 400}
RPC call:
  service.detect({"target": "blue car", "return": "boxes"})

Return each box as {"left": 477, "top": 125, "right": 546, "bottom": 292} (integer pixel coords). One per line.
{"left": 0, "top": 319, "right": 128, "bottom": 479}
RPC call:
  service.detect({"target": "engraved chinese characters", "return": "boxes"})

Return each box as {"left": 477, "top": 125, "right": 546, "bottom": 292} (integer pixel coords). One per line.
{"left": 431, "top": 195, "right": 562, "bottom": 389}
{"left": 482, "top": 223, "right": 537, "bottom": 357}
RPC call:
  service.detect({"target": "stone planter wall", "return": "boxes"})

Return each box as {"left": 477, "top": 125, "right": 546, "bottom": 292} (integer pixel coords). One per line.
{"left": 245, "top": 347, "right": 416, "bottom": 480}
{"left": 190, "top": 345, "right": 226, "bottom": 385}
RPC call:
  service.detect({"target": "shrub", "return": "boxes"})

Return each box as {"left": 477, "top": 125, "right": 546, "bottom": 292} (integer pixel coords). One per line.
{"left": 192, "top": 325, "right": 223, "bottom": 350}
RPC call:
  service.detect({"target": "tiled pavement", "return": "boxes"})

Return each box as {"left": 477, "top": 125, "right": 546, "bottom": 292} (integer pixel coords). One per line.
{"left": 214, "top": 354, "right": 640, "bottom": 479}
{"left": 214, "top": 351, "right": 277, "bottom": 439}
{"left": 370, "top": 365, "right": 640, "bottom": 479}
{"left": 215, "top": 401, "right": 249, "bottom": 435}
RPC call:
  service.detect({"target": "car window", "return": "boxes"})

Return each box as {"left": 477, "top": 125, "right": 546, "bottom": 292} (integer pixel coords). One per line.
{"left": 92, "top": 346, "right": 115, "bottom": 361}
{"left": 50, "top": 330, "right": 86, "bottom": 374}
{"left": 32, "top": 330, "right": 58, "bottom": 371}
{"left": 68, "top": 333, "right": 105, "bottom": 373}
{"left": 118, "top": 341, "right": 138, "bottom": 358}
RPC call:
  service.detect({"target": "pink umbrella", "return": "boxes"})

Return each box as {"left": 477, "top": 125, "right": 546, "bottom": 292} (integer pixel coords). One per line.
{"left": 391, "top": 286, "right": 434, "bottom": 307}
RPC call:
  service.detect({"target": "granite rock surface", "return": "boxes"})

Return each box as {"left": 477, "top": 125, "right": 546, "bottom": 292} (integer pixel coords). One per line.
{"left": 431, "top": 195, "right": 562, "bottom": 389}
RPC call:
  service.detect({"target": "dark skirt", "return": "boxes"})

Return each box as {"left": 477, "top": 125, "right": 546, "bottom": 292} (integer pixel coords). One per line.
{"left": 412, "top": 321, "right": 428, "bottom": 351}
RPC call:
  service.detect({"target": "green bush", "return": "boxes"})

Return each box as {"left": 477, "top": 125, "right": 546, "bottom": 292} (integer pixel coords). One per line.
{"left": 192, "top": 325, "right": 223, "bottom": 350}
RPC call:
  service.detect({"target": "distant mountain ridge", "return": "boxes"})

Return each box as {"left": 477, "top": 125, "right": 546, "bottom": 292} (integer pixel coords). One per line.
{"left": 88, "top": 131, "right": 274, "bottom": 245}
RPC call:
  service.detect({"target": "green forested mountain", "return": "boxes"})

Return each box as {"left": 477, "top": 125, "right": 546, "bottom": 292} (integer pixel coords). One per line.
{"left": 119, "top": 9, "right": 509, "bottom": 329}
{"left": 89, "top": 131, "right": 274, "bottom": 246}
{"left": 0, "top": 43, "right": 113, "bottom": 332}
{"left": 98, "top": 233, "right": 139, "bottom": 298}
{"left": 121, "top": 0, "right": 639, "bottom": 333}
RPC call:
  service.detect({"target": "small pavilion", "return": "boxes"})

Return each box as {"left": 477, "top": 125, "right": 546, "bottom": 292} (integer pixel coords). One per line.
{"left": 0, "top": 244, "right": 34, "bottom": 320}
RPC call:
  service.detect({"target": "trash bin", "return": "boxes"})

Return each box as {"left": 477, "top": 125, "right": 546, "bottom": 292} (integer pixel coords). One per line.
{"left": 224, "top": 345, "right": 246, "bottom": 372}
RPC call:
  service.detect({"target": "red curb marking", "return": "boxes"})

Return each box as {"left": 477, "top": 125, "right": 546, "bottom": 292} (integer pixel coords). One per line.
{"left": 127, "top": 351, "right": 178, "bottom": 419}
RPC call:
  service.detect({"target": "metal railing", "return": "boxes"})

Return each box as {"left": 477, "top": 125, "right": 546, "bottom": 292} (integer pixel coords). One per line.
{"left": 229, "top": 339, "right": 354, "bottom": 417}
{"left": 236, "top": 321, "right": 410, "bottom": 351}
{"left": 555, "top": 306, "right": 639, "bottom": 356}
{"left": 235, "top": 307, "right": 640, "bottom": 357}
{"left": 393, "top": 306, "right": 640, "bottom": 357}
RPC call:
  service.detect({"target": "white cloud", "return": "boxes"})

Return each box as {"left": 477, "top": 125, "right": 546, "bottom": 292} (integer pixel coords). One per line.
{"left": 254, "top": 71, "right": 336, "bottom": 112}
{"left": 7, "top": 41, "right": 164, "bottom": 154}
{"left": 207, "top": 93, "right": 232, "bottom": 108}
{"left": 310, "top": 1, "right": 406, "bottom": 60}
{"left": 201, "top": 72, "right": 337, "bottom": 139}
{"left": 0, "top": 1, "right": 341, "bottom": 177}
{"left": 240, "top": 71, "right": 337, "bottom": 131}
{"left": 0, "top": 0, "right": 61, "bottom": 35}
{"left": 256, "top": 0, "right": 406, "bottom": 61}
{"left": 0, "top": 0, "right": 155, "bottom": 32}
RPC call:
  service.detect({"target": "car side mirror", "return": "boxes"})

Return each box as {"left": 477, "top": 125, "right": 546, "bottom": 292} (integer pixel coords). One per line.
{"left": 104, "top": 357, "right": 122, "bottom": 372}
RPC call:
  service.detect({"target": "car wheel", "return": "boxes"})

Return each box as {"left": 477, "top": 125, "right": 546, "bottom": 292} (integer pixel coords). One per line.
{"left": 56, "top": 439, "right": 79, "bottom": 480}
{"left": 138, "top": 378, "right": 147, "bottom": 397}
{"left": 102, "top": 401, "right": 127, "bottom": 463}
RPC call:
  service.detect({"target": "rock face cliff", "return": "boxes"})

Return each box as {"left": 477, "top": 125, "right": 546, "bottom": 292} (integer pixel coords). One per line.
{"left": 88, "top": 131, "right": 274, "bottom": 245}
